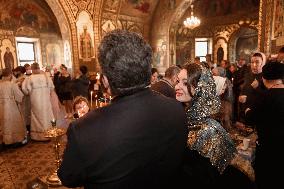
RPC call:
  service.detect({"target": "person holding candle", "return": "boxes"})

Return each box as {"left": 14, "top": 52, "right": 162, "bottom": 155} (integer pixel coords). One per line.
{"left": 58, "top": 29, "right": 187, "bottom": 188}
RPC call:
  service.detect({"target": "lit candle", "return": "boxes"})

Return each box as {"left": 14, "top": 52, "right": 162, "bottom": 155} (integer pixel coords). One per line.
{"left": 96, "top": 73, "right": 100, "bottom": 80}
{"left": 95, "top": 95, "right": 98, "bottom": 107}
{"left": 51, "top": 118, "right": 56, "bottom": 127}
{"left": 90, "top": 91, "right": 93, "bottom": 109}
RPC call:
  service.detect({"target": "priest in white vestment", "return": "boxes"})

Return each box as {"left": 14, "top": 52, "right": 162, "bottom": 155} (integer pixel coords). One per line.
{"left": 0, "top": 69, "right": 26, "bottom": 145}
{"left": 22, "top": 63, "right": 54, "bottom": 141}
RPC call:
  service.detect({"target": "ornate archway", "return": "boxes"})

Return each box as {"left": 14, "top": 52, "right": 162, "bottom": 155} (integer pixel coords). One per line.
{"left": 45, "top": 0, "right": 104, "bottom": 73}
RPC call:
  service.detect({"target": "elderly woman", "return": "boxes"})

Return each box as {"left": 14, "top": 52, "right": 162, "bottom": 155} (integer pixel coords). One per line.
{"left": 245, "top": 60, "right": 284, "bottom": 189}
{"left": 175, "top": 63, "right": 254, "bottom": 188}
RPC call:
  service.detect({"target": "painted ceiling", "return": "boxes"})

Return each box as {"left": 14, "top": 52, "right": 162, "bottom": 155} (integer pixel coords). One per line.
{"left": 119, "top": 0, "right": 159, "bottom": 18}
{"left": 116, "top": 0, "right": 259, "bottom": 25}
{"left": 181, "top": 0, "right": 260, "bottom": 26}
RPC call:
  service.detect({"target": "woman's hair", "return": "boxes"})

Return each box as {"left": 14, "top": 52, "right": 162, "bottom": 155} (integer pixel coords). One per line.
{"left": 98, "top": 29, "right": 152, "bottom": 96}
{"left": 182, "top": 63, "right": 202, "bottom": 97}
{"left": 151, "top": 67, "right": 158, "bottom": 75}
{"left": 61, "top": 64, "right": 67, "bottom": 70}
{"left": 72, "top": 96, "right": 90, "bottom": 112}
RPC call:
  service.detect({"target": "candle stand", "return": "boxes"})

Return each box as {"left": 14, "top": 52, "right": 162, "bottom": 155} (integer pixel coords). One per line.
{"left": 39, "top": 119, "right": 66, "bottom": 186}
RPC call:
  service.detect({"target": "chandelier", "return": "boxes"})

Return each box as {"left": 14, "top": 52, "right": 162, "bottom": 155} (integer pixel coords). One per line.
{"left": 183, "top": 4, "right": 201, "bottom": 29}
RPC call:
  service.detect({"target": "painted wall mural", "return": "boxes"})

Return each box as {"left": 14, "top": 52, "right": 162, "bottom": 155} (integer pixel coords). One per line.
{"left": 104, "top": 0, "right": 120, "bottom": 12}
{"left": 64, "top": 40, "right": 72, "bottom": 68}
{"left": 128, "top": 0, "right": 150, "bottom": 13}
{"left": 273, "top": 0, "right": 284, "bottom": 38}
{"left": 102, "top": 20, "right": 116, "bottom": 37}
{"left": 76, "top": 11, "right": 95, "bottom": 61}
{"left": 46, "top": 43, "right": 61, "bottom": 67}
{"left": 0, "top": 0, "right": 60, "bottom": 34}
{"left": 176, "top": 41, "right": 192, "bottom": 66}
{"left": 195, "top": 0, "right": 259, "bottom": 17}
{"left": 153, "top": 38, "right": 167, "bottom": 73}
{"left": 236, "top": 35, "right": 258, "bottom": 62}
{"left": 120, "top": 0, "right": 158, "bottom": 18}
{"left": 0, "top": 38, "right": 16, "bottom": 70}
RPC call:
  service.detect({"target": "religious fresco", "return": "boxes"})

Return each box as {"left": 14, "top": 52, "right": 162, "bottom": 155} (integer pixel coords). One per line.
{"left": 0, "top": 38, "right": 16, "bottom": 70}
{"left": 76, "top": 11, "right": 95, "bottom": 61}
{"left": 46, "top": 43, "right": 62, "bottom": 68}
{"left": 0, "top": 0, "right": 60, "bottom": 34}
{"left": 273, "top": 0, "right": 284, "bottom": 39}
{"left": 176, "top": 41, "right": 192, "bottom": 66}
{"left": 64, "top": 40, "right": 72, "bottom": 68}
{"left": 153, "top": 39, "right": 167, "bottom": 68}
{"left": 104, "top": 0, "right": 120, "bottom": 12}
{"left": 236, "top": 35, "right": 258, "bottom": 62}
{"left": 102, "top": 20, "right": 116, "bottom": 36}
{"left": 128, "top": 0, "right": 150, "bottom": 13}
{"left": 194, "top": 0, "right": 259, "bottom": 17}
{"left": 214, "top": 38, "right": 227, "bottom": 65}
{"left": 120, "top": 0, "right": 158, "bottom": 17}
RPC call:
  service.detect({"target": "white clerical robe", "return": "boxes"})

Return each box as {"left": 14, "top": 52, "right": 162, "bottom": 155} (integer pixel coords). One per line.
{"left": 0, "top": 80, "right": 26, "bottom": 144}
{"left": 22, "top": 73, "right": 54, "bottom": 141}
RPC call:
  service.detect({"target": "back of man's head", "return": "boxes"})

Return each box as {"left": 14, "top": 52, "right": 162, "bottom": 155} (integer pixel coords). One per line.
{"left": 31, "top": 62, "right": 40, "bottom": 70}
{"left": 98, "top": 29, "right": 152, "bottom": 96}
{"left": 164, "top": 66, "right": 180, "bottom": 79}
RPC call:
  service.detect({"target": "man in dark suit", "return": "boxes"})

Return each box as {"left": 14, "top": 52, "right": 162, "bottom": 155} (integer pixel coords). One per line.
{"left": 151, "top": 65, "right": 180, "bottom": 98}
{"left": 58, "top": 29, "right": 187, "bottom": 189}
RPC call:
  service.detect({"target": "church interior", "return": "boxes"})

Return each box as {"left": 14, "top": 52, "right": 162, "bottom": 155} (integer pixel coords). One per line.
{"left": 0, "top": 0, "right": 283, "bottom": 188}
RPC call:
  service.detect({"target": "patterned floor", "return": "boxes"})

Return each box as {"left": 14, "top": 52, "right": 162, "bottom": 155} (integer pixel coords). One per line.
{"left": 0, "top": 126, "right": 255, "bottom": 189}
{"left": 0, "top": 138, "right": 76, "bottom": 189}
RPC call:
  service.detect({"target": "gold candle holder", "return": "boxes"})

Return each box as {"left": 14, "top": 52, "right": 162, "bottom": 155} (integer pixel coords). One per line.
{"left": 40, "top": 119, "right": 66, "bottom": 186}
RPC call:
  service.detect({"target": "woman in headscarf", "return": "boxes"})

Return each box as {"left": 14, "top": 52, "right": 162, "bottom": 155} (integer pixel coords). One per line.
{"left": 213, "top": 75, "right": 234, "bottom": 132}
{"left": 175, "top": 63, "right": 255, "bottom": 188}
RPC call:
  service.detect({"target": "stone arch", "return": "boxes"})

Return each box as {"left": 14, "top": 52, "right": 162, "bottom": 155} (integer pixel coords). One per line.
{"left": 228, "top": 26, "right": 258, "bottom": 63}
{"left": 44, "top": 0, "right": 73, "bottom": 69}
{"left": 44, "top": 0, "right": 104, "bottom": 73}
{"left": 151, "top": 0, "right": 192, "bottom": 73}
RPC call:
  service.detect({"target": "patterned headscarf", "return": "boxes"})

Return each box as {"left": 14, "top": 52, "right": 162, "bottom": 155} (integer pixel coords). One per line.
{"left": 187, "top": 65, "right": 221, "bottom": 126}
{"left": 186, "top": 65, "right": 236, "bottom": 173}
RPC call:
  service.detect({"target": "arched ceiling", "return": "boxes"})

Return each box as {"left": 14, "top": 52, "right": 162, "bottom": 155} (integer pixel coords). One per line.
{"left": 119, "top": 0, "right": 159, "bottom": 20}
{"left": 184, "top": 0, "right": 260, "bottom": 26}
{"left": 115, "top": 0, "right": 260, "bottom": 27}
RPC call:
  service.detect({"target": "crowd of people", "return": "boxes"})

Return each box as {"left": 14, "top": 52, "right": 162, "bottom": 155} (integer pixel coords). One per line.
{"left": 0, "top": 29, "right": 283, "bottom": 189}
{"left": 0, "top": 61, "right": 95, "bottom": 148}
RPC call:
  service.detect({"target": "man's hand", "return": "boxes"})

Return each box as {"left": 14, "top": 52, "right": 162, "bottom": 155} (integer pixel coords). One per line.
{"left": 251, "top": 79, "right": 259, "bottom": 89}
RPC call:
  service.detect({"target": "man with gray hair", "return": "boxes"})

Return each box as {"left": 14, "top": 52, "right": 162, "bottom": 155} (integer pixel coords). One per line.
{"left": 151, "top": 65, "right": 180, "bottom": 98}
{"left": 58, "top": 29, "right": 187, "bottom": 189}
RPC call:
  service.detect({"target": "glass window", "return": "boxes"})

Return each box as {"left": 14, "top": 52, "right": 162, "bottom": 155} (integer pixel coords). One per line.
{"left": 195, "top": 38, "right": 212, "bottom": 62}
{"left": 17, "top": 42, "right": 35, "bottom": 63}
